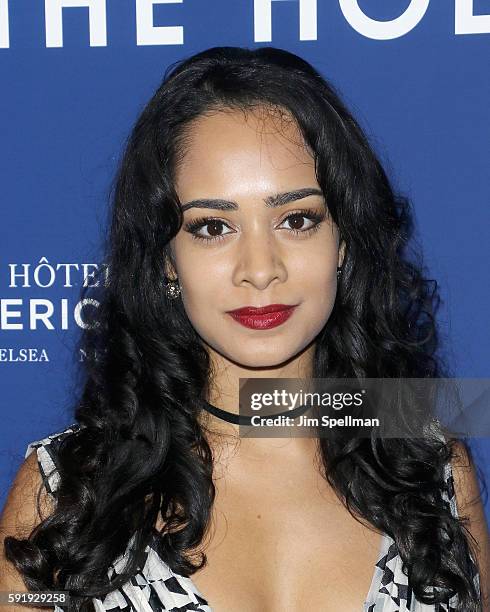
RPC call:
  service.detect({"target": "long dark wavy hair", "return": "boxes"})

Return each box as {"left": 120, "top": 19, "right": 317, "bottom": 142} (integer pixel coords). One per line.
{"left": 5, "top": 46, "right": 485, "bottom": 610}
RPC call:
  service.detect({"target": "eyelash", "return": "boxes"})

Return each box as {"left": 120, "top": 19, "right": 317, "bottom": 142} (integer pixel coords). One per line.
{"left": 183, "top": 209, "right": 325, "bottom": 244}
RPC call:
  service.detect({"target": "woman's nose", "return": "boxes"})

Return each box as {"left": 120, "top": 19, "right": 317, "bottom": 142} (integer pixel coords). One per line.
{"left": 231, "top": 231, "right": 288, "bottom": 291}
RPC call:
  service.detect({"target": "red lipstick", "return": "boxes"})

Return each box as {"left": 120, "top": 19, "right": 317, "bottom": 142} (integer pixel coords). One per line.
{"left": 226, "top": 304, "right": 297, "bottom": 330}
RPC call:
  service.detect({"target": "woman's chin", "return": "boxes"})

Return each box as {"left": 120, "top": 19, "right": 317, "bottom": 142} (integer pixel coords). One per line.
{"left": 218, "top": 346, "right": 304, "bottom": 370}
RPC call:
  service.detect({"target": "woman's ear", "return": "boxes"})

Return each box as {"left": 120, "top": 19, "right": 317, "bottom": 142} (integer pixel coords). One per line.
{"left": 163, "top": 252, "right": 178, "bottom": 281}
{"left": 338, "top": 239, "right": 346, "bottom": 268}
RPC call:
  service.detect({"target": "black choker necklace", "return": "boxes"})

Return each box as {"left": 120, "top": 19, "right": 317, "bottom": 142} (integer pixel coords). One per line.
{"left": 201, "top": 399, "right": 311, "bottom": 426}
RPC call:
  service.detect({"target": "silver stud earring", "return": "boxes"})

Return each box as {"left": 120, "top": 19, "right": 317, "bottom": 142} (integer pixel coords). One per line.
{"left": 337, "top": 267, "right": 342, "bottom": 279}
{"left": 165, "top": 279, "right": 181, "bottom": 300}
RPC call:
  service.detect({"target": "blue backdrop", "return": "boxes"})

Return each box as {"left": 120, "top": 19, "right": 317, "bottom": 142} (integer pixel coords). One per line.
{"left": 1, "top": 0, "right": 489, "bottom": 522}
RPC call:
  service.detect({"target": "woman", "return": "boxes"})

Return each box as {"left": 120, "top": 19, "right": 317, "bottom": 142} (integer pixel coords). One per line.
{"left": 1, "top": 46, "right": 488, "bottom": 611}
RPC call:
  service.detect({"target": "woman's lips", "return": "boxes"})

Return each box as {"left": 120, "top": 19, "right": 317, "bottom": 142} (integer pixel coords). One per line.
{"left": 226, "top": 305, "right": 297, "bottom": 330}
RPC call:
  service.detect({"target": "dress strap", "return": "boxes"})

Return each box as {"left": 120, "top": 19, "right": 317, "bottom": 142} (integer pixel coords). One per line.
{"left": 25, "top": 424, "right": 82, "bottom": 498}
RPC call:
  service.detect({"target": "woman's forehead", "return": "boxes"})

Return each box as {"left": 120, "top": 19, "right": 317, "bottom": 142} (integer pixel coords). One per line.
{"left": 174, "top": 107, "right": 315, "bottom": 195}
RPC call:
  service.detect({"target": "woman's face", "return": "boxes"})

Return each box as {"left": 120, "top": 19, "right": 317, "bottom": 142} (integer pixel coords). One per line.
{"left": 168, "top": 106, "right": 344, "bottom": 369}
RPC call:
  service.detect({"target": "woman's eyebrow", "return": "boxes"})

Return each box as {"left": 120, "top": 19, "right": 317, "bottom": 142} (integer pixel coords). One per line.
{"left": 180, "top": 187, "right": 323, "bottom": 212}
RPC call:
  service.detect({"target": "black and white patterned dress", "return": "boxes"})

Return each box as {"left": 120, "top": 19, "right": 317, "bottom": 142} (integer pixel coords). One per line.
{"left": 25, "top": 423, "right": 481, "bottom": 611}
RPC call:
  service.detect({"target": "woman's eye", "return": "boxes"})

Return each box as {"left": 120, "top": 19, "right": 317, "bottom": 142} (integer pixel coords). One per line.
{"left": 279, "top": 210, "right": 325, "bottom": 237}
{"left": 185, "top": 219, "right": 233, "bottom": 243}
{"left": 280, "top": 213, "right": 317, "bottom": 232}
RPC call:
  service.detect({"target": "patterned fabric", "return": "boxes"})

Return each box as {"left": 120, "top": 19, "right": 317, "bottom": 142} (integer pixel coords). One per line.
{"left": 25, "top": 422, "right": 481, "bottom": 611}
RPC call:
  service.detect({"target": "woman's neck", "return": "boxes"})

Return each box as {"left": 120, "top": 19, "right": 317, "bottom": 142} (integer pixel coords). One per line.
{"left": 199, "top": 342, "right": 317, "bottom": 458}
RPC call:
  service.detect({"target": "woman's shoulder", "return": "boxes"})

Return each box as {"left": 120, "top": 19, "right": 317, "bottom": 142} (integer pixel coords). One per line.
{"left": 0, "top": 425, "right": 84, "bottom": 593}
{"left": 2, "top": 424, "right": 209, "bottom": 611}
{"left": 424, "top": 418, "right": 485, "bottom": 603}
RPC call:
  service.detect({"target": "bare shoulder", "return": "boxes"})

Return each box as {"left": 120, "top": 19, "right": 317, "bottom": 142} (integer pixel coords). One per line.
{"left": 450, "top": 439, "right": 490, "bottom": 610}
{"left": 0, "top": 450, "right": 55, "bottom": 593}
